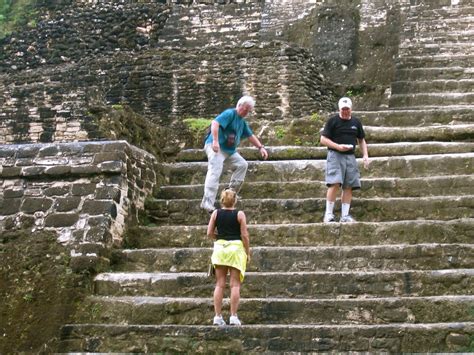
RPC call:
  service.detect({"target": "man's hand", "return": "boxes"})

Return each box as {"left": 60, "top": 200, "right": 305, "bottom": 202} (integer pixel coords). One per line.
{"left": 337, "top": 144, "right": 353, "bottom": 152}
{"left": 212, "top": 140, "right": 219, "bottom": 153}
{"left": 260, "top": 147, "right": 268, "bottom": 160}
{"left": 363, "top": 156, "right": 370, "bottom": 169}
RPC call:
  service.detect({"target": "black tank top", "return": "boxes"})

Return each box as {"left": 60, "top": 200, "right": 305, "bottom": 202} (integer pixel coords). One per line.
{"left": 216, "top": 209, "right": 241, "bottom": 241}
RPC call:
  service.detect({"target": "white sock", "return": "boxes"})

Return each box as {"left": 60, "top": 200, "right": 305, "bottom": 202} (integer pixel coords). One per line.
{"left": 325, "top": 201, "right": 335, "bottom": 215}
{"left": 341, "top": 203, "right": 350, "bottom": 217}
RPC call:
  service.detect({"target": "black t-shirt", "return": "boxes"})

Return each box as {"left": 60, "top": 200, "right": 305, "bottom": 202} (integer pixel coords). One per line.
{"left": 216, "top": 209, "right": 241, "bottom": 241}
{"left": 321, "top": 114, "right": 365, "bottom": 154}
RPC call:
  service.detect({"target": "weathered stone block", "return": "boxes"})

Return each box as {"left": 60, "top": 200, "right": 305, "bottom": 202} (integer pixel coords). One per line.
{"left": 38, "top": 145, "right": 60, "bottom": 157}
{"left": 0, "top": 198, "right": 22, "bottom": 215}
{"left": 44, "top": 185, "right": 70, "bottom": 196}
{"left": 17, "top": 146, "right": 40, "bottom": 158}
{"left": 3, "top": 189, "right": 24, "bottom": 198}
{"left": 95, "top": 187, "right": 121, "bottom": 202}
{"left": 82, "top": 200, "right": 117, "bottom": 218}
{"left": 44, "top": 213, "right": 79, "bottom": 227}
{"left": 54, "top": 197, "right": 82, "bottom": 212}
{"left": 93, "top": 152, "right": 126, "bottom": 164}
{"left": 71, "top": 183, "right": 97, "bottom": 196}
{"left": 21, "top": 166, "right": 45, "bottom": 176}
{"left": 0, "top": 167, "right": 22, "bottom": 177}
{"left": 21, "top": 197, "right": 53, "bottom": 213}
{"left": 45, "top": 165, "right": 72, "bottom": 175}
{"left": 88, "top": 216, "right": 113, "bottom": 228}
{"left": 70, "top": 165, "right": 101, "bottom": 175}
{"left": 86, "top": 226, "right": 111, "bottom": 243}
{"left": 98, "top": 161, "right": 124, "bottom": 173}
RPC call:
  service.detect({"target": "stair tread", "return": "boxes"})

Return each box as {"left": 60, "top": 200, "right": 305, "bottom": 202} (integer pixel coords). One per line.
{"left": 88, "top": 294, "right": 474, "bottom": 303}
{"left": 96, "top": 269, "right": 474, "bottom": 279}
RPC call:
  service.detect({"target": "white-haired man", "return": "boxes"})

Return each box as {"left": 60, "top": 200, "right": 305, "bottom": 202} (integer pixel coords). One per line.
{"left": 320, "top": 97, "right": 369, "bottom": 222}
{"left": 201, "top": 95, "right": 269, "bottom": 212}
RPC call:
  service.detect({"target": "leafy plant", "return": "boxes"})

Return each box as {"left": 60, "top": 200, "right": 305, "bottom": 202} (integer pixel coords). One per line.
{"left": 183, "top": 117, "right": 213, "bottom": 133}
{"left": 0, "top": 0, "right": 38, "bottom": 40}
{"left": 275, "top": 126, "right": 286, "bottom": 139}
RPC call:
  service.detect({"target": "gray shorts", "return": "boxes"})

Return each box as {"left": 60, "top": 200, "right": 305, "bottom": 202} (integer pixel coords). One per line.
{"left": 325, "top": 150, "right": 361, "bottom": 189}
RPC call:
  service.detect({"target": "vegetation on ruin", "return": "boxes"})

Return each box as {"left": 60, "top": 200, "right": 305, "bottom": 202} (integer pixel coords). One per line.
{"left": 0, "top": 0, "right": 38, "bottom": 40}
{"left": 0, "top": 230, "right": 92, "bottom": 353}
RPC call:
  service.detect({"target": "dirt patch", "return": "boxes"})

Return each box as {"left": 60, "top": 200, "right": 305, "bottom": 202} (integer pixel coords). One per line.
{"left": 0, "top": 230, "right": 92, "bottom": 353}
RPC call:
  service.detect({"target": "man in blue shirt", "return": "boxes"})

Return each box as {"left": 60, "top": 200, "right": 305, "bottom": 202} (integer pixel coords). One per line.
{"left": 201, "top": 96, "right": 269, "bottom": 212}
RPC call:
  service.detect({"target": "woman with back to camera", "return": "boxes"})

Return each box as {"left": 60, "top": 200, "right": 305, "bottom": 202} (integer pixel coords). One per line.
{"left": 207, "top": 188, "right": 250, "bottom": 326}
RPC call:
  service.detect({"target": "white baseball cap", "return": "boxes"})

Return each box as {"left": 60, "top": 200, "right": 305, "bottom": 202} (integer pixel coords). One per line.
{"left": 338, "top": 97, "right": 352, "bottom": 110}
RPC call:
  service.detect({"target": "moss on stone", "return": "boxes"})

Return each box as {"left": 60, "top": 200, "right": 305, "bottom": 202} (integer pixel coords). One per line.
{"left": 0, "top": 230, "right": 92, "bottom": 353}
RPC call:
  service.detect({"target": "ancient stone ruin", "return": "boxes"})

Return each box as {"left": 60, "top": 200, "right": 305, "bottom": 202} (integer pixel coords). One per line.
{"left": 0, "top": 0, "right": 473, "bottom": 352}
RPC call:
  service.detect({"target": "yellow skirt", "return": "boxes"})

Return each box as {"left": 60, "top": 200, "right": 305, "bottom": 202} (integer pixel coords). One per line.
{"left": 211, "top": 239, "right": 247, "bottom": 282}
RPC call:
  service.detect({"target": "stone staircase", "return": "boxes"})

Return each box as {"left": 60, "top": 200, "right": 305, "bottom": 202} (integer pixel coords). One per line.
{"left": 58, "top": 2, "right": 474, "bottom": 353}
{"left": 390, "top": 3, "right": 474, "bottom": 108}
{"left": 58, "top": 118, "right": 474, "bottom": 352}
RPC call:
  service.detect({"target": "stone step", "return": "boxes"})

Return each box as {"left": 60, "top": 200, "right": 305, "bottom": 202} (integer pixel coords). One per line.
{"left": 176, "top": 141, "right": 474, "bottom": 162}
{"left": 94, "top": 269, "right": 474, "bottom": 299}
{"left": 126, "top": 219, "right": 474, "bottom": 248}
{"left": 401, "top": 37, "right": 474, "bottom": 48}
{"left": 144, "top": 195, "right": 474, "bottom": 225}
{"left": 353, "top": 108, "right": 474, "bottom": 126}
{"left": 401, "top": 30, "right": 474, "bottom": 43}
{"left": 399, "top": 43, "right": 474, "bottom": 56}
{"left": 161, "top": 153, "right": 474, "bottom": 185}
{"left": 113, "top": 244, "right": 474, "bottom": 273}
{"left": 396, "top": 54, "right": 474, "bottom": 69}
{"left": 394, "top": 67, "right": 474, "bottom": 81}
{"left": 58, "top": 322, "right": 474, "bottom": 353}
{"left": 389, "top": 93, "right": 474, "bottom": 108}
{"left": 76, "top": 295, "right": 474, "bottom": 325}
{"left": 391, "top": 80, "right": 474, "bottom": 94}
{"left": 156, "top": 175, "right": 474, "bottom": 200}
{"left": 406, "top": 9, "right": 474, "bottom": 21}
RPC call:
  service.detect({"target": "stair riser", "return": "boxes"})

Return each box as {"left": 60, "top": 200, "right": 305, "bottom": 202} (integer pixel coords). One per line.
{"left": 156, "top": 176, "right": 474, "bottom": 199}
{"left": 396, "top": 57, "right": 474, "bottom": 69}
{"left": 126, "top": 220, "right": 474, "bottom": 248}
{"left": 394, "top": 68, "right": 474, "bottom": 81}
{"left": 176, "top": 142, "right": 474, "bottom": 162}
{"left": 399, "top": 46, "right": 474, "bottom": 57}
{"left": 389, "top": 93, "right": 474, "bottom": 108}
{"left": 392, "top": 80, "right": 474, "bottom": 94}
{"left": 144, "top": 196, "right": 474, "bottom": 225}
{"left": 114, "top": 245, "right": 474, "bottom": 273}
{"left": 162, "top": 155, "right": 474, "bottom": 185}
{"left": 58, "top": 323, "right": 474, "bottom": 353}
{"left": 95, "top": 272, "right": 474, "bottom": 298}
{"left": 78, "top": 297, "right": 474, "bottom": 325}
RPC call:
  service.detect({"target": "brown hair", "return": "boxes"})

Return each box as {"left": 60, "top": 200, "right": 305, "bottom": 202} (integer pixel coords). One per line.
{"left": 220, "top": 188, "right": 236, "bottom": 208}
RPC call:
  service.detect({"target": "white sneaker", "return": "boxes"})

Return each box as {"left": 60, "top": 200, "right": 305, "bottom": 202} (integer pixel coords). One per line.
{"left": 229, "top": 315, "right": 241, "bottom": 326}
{"left": 200, "top": 201, "right": 216, "bottom": 213}
{"left": 323, "top": 213, "right": 336, "bottom": 223}
{"left": 213, "top": 315, "right": 226, "bottom": 326}
{"left": 340, "top": 215, "right": 356, "bottom": 223}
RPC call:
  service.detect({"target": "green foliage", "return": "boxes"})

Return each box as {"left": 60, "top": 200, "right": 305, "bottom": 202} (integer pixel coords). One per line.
{"left": 275, "top": 126, "right": 286, "bottom": 140}
{"left": 183, "top": 117, "right": 213, "bottom": 133}
{"left": 111, "top": 104, "right": 124, "bottom": 111}
{"left": 0, "top": 0, "right": 38, "bottom": 40}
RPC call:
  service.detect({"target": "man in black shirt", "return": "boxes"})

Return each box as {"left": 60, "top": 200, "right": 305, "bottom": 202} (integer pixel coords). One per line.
{"left": 320, "top": 97, "right": 369, "bottom": 222}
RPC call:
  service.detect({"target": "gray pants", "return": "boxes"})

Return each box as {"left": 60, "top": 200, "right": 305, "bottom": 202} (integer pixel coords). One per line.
{"left": 201, "top": 144, "right": 248, "bottom": 209}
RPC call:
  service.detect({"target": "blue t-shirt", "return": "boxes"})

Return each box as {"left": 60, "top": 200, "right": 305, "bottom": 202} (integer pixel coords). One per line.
{"left": 205, "top": 108, "right": 253, "bottom": 155}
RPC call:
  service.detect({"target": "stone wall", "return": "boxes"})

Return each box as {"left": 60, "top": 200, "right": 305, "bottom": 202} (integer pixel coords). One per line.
{"left": 0, "top": 2, "right": 170, "bottom": 72}
{"left": 0, "top": 0, "right": 415, "bottom": 146}
{"left": 0, "top": 42, "right": 334, "bottom": 145}
{"left": 0, "top": 141, "right": 157, "bottom": 270}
